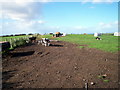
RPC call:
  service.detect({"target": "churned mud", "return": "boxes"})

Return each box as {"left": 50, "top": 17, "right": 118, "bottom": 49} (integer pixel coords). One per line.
{"left": 2, "top": 41, "right": 118, "bottom": 88}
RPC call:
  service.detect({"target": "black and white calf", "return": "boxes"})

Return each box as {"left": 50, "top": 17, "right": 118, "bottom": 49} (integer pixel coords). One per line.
{"left": 96, "top": 37, "right": 102, "bottom": 40}
{"left": 38, "top": 38, "right": 50, "bottom": 46}
{"left": 29, "top": 37, "right": 36, "bottom": 43}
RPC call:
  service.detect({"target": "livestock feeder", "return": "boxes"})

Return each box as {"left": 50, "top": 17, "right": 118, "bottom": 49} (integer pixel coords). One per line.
{"left": 0, "top": 41, "right": 10, "bottom": 52}
{"left": 53, "top": 32, "right": 63, "bottom": 37}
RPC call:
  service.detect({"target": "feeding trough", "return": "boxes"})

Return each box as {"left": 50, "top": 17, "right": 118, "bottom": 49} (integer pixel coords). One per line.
{"left": 53, "top": 32, "right": 63, "bottom": 37}
{"left": 0, "top": 41, "right": 10, "bottom": 52}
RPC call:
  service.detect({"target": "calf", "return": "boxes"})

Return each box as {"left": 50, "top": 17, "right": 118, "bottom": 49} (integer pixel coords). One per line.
{"left": 29, "top": 37, "right": 36, "bottom": 43}
{"left": 96, "top": 37, "right": 102, "bottom": 40}
{"left": 38, "top": 38, "right": 50, "bottom": 46}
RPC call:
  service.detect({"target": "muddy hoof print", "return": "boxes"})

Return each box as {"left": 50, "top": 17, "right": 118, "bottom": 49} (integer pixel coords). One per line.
{"left": 66, "top": 75, "right": 72, "bottom": 80}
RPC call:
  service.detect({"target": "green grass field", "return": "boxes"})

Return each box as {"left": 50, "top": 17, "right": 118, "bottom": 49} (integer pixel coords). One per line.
{"left": 1, "top": 34, "right": 119, "bottom": 53}
{"left": 43, "top": 34, "right": 120, "bottom": 53}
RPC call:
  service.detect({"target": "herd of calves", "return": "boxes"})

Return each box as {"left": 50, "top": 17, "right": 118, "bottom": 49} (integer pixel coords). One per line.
{"left": 1, "top": 37, "right": 51, "bottom": 52}
{"left": 29, "top": 36, "right": 102, "bottom": 47}
{"left": 29, "top": 37, "right": 51, "bottom": 47}
{"left": 2, "top": 36, "right": 102, "bottom": 52}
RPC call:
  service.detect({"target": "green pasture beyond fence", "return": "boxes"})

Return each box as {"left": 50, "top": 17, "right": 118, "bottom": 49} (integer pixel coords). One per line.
{"left": 0, "top": 35, "right": 43, "bottom": 50}
{"left": 0, "top": 36, "right": 30, "bottom": 49}
{"left": 1, "top": 34, "right": 119, "bottom": 53}
{"left": 43, "top": 34, "right": 120, "bottom": 53}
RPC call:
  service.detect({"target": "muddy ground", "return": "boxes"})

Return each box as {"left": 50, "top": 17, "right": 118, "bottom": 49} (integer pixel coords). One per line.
{"left": 2, "top": 41, "right": 119, "bottom": 88}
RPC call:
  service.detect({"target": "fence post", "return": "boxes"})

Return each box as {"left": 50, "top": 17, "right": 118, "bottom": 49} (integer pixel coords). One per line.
{"left": 9, "top": 38, "right": 13, "bottom": 48}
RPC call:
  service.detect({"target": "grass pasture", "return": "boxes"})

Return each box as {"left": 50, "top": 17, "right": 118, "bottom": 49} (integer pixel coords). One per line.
{"left": 1, "top": 34, "right": 119, "bottom": 53}
{"left": 0, "top": 35, "right": 30, "bottom": 41}
{"left": 44, "top": 34, "right": 119, "bottom": 53}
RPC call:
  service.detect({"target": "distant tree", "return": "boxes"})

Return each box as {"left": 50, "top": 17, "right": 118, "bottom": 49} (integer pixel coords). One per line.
{"left": 10, "top": 34, "right": 14, "bottom": 36}
{"left": 28, "top": 33, "right": 33, "bottom": 35}
{"left": 14, "top": 34, "right": 20, "bottom": 36}
{"left": 49, "top": 33, "right": 53, "bottom": 35}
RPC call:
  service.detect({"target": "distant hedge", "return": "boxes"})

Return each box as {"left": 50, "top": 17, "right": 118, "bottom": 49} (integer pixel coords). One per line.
{"left": 1, "top": 34, "right": 26, "bottom": 37}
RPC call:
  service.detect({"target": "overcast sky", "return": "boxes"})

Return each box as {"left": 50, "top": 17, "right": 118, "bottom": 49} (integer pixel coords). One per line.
{"left": 0, "top": 0, "right": 119, "bottom": 35}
